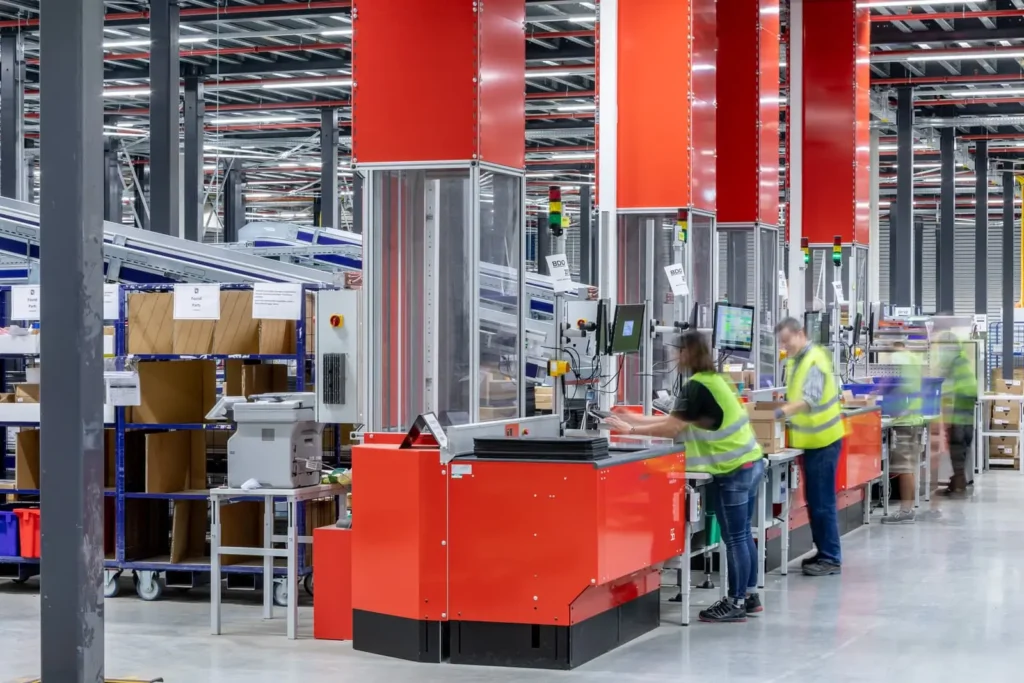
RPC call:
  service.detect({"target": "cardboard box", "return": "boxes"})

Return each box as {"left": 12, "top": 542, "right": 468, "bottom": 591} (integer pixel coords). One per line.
{"left": 123, "top": 498, "right": 171, "bottom": 562}
{"left": 991, "top": 378, "right": 1024, "bottom": 396}
{"left": 746, "top": 402, "right": 786, "bottom": 454}
{"left": 15, "top": 428, "right": 39, "bottom": 490}
{"left": 170, "top": 499, "right": 209, "bottom": 564}
{"left": 989, "top": 436, "right": 1019, "bottom": 458}
{"left": 989, "top": 400, "right": 1021, "bottom": 429}
{"left": 224, "top": 361, "right": 289, "bottom": 398}
{"left": 129, "top": 360, "right": 217, "bottom": 424}
{"left": 127, "top": 292, "right": 174, "bottom": 355}
{"left": 14, "top": 384, "right": 39, "bottom": 404}
{"left": 213, "top": 291, "right": 312, "bottom": 356}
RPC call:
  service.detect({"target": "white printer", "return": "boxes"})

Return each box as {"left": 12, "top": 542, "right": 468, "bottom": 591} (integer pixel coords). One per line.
{"left": 218, "top": 392, "right": 324, "bottom": 489}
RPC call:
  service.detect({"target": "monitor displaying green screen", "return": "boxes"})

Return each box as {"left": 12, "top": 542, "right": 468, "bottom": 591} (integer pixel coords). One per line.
{"left": 713, "top": 303, "right": 754, "bottom": 352}
{"left": 610, "top": 303, "right": 646, "bottom": 354}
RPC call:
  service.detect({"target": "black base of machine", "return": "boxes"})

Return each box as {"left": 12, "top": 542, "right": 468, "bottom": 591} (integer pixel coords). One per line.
{"left": 764, "top": 498, "right": 865, "bottom": 572}
{"left": 352, "top": 610, "right": 450, "bottom": 663}
{"left": 450, "top": 590, "right": 660, "bottom": 670}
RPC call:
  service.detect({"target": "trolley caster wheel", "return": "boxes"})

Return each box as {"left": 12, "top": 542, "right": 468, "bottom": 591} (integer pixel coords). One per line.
{"left": 696, "top": 579, "right": 716, "bottom": 590}
{"left": 135, "top": 570, "right": 164, "bottom": 601}
{"left": 303, "top": 573, "right": 313, "bottom": 597}
{"left": 273, "top": 580, "right": 289, "bottom": 607}
{"left": 104, "top": 570, "right": 122, "bottom": 598}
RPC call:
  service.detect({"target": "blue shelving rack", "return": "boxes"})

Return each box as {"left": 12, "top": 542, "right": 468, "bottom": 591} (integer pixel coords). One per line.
{"left": 985, "top": 322, "right": 1024, "bottom": 390}
{"left": 0, "top": 283, "right": 344, "bottom": 600}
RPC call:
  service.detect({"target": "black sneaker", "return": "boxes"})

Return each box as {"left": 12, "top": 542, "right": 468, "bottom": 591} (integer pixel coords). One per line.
{"left": 744, "top": 593, "right": 763, "bottom": 615}
{"left": 802, "top": 560, "right": 841, "bottom": 577}
{"left": 698, "top": 598, "right": 747, "bottom": 623}
{"left": 801, "top": 554, "right": 821, "bottom": 568}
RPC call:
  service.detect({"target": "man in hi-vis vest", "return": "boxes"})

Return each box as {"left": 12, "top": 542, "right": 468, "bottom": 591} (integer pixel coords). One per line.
{"left": 775, "top": 318, "right": 845, "bottom": 577}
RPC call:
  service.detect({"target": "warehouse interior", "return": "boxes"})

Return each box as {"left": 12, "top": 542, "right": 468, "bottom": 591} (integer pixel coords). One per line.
{"left": 2, "top": 0, "right": 1024, "bottom": 681}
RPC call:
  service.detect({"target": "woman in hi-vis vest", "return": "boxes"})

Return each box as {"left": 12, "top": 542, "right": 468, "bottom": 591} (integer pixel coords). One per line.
{"left": 605, "top": 331, "right": 764, "bottom": 623}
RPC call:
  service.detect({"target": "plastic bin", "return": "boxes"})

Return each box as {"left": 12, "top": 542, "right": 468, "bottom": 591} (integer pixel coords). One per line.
{"left": 14, "top": 508, "right": 40, "bottom": 558}
{"left": 920, "top": 377, "right": 943, "bottom": 417}
{"left": 0, "top": 511, "right": 19, "bottom": 557}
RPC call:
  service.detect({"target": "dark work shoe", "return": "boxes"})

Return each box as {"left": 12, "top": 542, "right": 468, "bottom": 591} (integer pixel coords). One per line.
{"left": 698, "top": 598, "right": 747, "bottom": 623}
{"left": 802, "top": 560, "right": 841, "bottom": 577}
{"left": 744, "top": 593, "right": 763, "bottom": 615}
{"left": 801, "top": 554, "right": 821, "bottom": 568}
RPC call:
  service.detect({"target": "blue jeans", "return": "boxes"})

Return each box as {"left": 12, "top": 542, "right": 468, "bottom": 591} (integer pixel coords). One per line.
{"left": 711, "top": 458, "right": 765, "bottom": 601}
{"left": 802, "top": 439, "right": 843, "bottom": 565}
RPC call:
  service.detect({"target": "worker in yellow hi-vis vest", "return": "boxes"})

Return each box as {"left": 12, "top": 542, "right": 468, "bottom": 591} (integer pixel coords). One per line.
{"left": 774, "top": 318, "right": 845, "bottom": 577}
{"left": 605, "top": 330, "right": 764, "bottom": 623}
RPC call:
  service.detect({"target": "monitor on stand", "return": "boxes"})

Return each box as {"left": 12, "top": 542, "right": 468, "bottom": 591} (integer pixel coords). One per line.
{"left": 609, "top": 303, "right": 647, "bottom": 355}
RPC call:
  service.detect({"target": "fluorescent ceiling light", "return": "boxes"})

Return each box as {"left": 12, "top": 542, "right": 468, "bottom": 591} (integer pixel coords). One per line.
{"left": 103, "top": 36, "right": 209, "bottom": 48}
{"left": 692, "top": 64, "right": 716, "bottom": 72}
{"left": 917, "top": 43, "right": 931, "bottom": 50}
{"left": 958, "top": 41, "right": 971, "bottom": 48}
{"left": 261, "top": 78, "right": 353, "bottom": 90}
{"left": 526, "top": 71, "right": 574, "bottom": 79}
{"left": 321, "top": 29, "right": 353, "bottom": 36}
{"left": 331, "top": 14, "right": 351, "bottom": 22}
{"left": 857, "top": 1, "right": 971, "bottom": 7}
{"left": 1000, "top": 40, "right": 1012, "bottom": 47}
{"left": 905, "top": 50, "right": 1024, "bottom": 62}
{"left": 580, "top": 2, "right": 596, "bottom": 8}
{"left": 102, "top": 126, "right": 147, "bottom": 138}
{"left": 208, "top": 115, "right": 298, "bottom": 125}
{"left": 878, "top": 143, "right": 931, "bottom": 151}
{"left": 931, "top": 87, "right": 1024, "bottom": 98}
{"left": 549, "top": 153, "right": 595, "bottom": 160}
{"left": 103, "top": 28, "right": 131, "bottom": 37}
{"left": 565, "top": 15, "right": 597, "bottom": 23}
{"left": 556, "top": 104, "right": 596, "bottom": 111}
{"left": 102, "top": 87, "right": 150, "bottom": 98}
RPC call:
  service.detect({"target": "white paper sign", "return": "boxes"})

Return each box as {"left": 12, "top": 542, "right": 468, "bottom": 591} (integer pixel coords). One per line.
{"left": 11, "top": 285, "right": 40, "bottom": 321}
{"left": 831, "top": 281, "right": 847, "bottom": 305}
{"left": 545, "top": 254, "right": 576, "bottom": 294}
{"left": 173, "top": 283, "right": 221, "bottom": 320}
{"left": 105, "top": 371, "right": 141, "bottom": 406}
{"left": 421, "top": 412, "right": 449, "bottom": 450}
{"left": 778, "top": 270, "right": 789, "bottom": 299}
{"left": 894, "top": 306, "right": 913, "bottom": 318}
{"left": 973, "top": 314, "right": 988, "bottom": 327}
{"left": 103, "top": 284, "right": 121, "bottom": 320}
{"left": 663, "top": 264, "right": 690, "bottom": 297}
{"left": 252, "top": 283, "right": 302, "bottom": 320}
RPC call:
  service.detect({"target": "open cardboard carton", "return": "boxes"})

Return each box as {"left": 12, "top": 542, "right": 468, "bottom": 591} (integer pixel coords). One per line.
{"left": 745, "top": 401, "right": 786, "bottom": 454}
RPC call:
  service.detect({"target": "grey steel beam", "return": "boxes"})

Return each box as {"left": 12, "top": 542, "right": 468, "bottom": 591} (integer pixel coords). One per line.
{"left": 148, "top": 0, "right": 180, "bottom": 235}
{"left": 578, "top": 183, "right": 593, "bottom": 285}
{"left": 976, "top": 140, "right": 988, "bottom": 314}
{"left": 183, "top": 74, "right": 203, "bottom": 241}
{"left": 888, "top": 200, "right": 897, "bottom": 303}
{"left": 352, "top": 172, "right": 363, "bottom": 234}
{"left": 892, "top": 86, "right": 914, "bottom": 308}
{"left": 1004, "top": 170, "right": 1015, "bottom": 380}
{"left": 938, "top": 127, "right": 955, "bottom": 313}
{"left": 133, "top": 162, "right": 149, "bottom": 230}
{"left": 320, "top": 107, "right": 338, "bottom": 230}
{"left": 914, "top": 217, "right": 923, "bottom": 311}
{"left": 38, "top": 0, "right": 106, "bottom": 680}
{"left": 103, "top": 141, "right": 122, "bottom": 223}
{"left": 1, "top": 33, "right": 24, "bottom": 200}
{"left": 223, "top": 166, "right": 245, "bottom": 243}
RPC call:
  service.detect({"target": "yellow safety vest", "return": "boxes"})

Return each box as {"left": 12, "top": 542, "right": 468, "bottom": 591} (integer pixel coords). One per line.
{"left": 683, "top": 373, "right": 763, "bottom": 475}
{"left": 785, "top": 344, "right": 844, "bottom": 449}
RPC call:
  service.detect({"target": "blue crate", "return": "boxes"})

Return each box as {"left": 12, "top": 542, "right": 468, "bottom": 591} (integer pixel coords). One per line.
{"left": 844, "top": 377, "right": 943, "bottom": 418}
{"left": 0, "top": 511, "right": 18, "bottom": 557}
{"left": 920, "top": 377, "right": 943, "bottom": 417}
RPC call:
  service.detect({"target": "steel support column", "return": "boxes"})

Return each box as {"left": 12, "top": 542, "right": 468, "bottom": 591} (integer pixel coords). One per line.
{"left": 938, "top": 127, "right": 955, "bottom": 312}
{"left": 975, "top": 140, "right": 988, "bottom": 314}
{"left": 1003, "top": 170, "right": 1015, "bottom": 380}
{"left": 351, "top": 173, "right": 363, "bottom": 233}
{"left": 1, "top": 32, "right": 24, "bottom": 200}
{"left": 103, "top": 141, "right": 122, "bottom": 223}
{"left": 149, "top": 0, "right": 180, "bottom": 235}
{"left": 39, "top": 0, "right": 105, "bottom": 679}
{"left": 892, "top": 86, "right": 914, "bottom": 307}
{"left": 913, "top": 218, "right": 923, "bottom": 311}
{"left": 320, "top": 107, "right": 338, "bottom": 230}
{"left": 133, "top": 162, "right": 149, "bottom": 230}
{"left": 182, "top": 74, "right": 203, "bottom": 241}
{"left": 578, "top": 183, "right": 593, "bottom": 284}
{"left": 223, "top": 166, "right": 245, "bottom": 243}
{"left": 868, "top": 129, "right": 880, "bottom": 304}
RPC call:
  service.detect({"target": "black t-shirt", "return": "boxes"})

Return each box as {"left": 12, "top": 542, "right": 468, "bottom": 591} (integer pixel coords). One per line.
{"left": 670, "top": 379, "right": 724, "bottom": 431}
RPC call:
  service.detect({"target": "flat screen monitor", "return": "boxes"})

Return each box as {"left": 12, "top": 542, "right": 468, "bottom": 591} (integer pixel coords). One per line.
{"left": 609, "top": 303, "right": 646, "bottom": 354}
{"left": 712, "top": 303, "right": 755, "bottom": 353}
{"left": 596, "top": 300, "right": 609, "bottom": 354}
{"left": 852, "top": 312, "right": 863, "bottom": 347}
{"left": 820, "top": 311, "right": 832, "bottom": 345}
{"left": 868, "top": 309, "right": 875, "bottom": 347}
{"left": 804, "top": 311, "right": 822, "bottom": 343}
{"left": 688, "top": 301, "right": 700, "bottom": 329}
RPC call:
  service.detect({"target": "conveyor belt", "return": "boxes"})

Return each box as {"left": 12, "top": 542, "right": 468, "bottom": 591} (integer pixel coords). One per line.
{"left": 0, "top": 198, "right": 333, "bottom": 284}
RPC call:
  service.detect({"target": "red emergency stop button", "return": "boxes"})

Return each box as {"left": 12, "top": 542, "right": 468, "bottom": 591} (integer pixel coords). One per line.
{"left": 330, "top": 314, "right": 344, "bottom": 328}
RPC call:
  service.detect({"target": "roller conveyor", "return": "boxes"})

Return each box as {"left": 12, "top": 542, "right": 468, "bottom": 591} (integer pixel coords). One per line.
{"left": 0, "top": 198, "right": 335, "bottom": 285}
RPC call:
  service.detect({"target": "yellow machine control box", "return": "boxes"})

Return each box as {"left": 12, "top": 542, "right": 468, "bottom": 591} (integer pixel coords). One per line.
{"left": 547, "top": 359, "right": 570, "bottom": 377}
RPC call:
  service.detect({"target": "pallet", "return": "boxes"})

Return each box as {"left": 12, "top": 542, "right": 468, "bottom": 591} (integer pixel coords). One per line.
{"left": 990, "top": 457, "right": 1021, "bottom": 471}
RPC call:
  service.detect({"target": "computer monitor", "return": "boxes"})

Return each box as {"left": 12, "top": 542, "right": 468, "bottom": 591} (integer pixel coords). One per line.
{"left": 852, "top": 312, "right": 863, "bottom": 347}
{"left": 688, "top": 301, "right": 700, "bottom": 329}
{"left": 712, "top": 303, "right": 755, "bottom": 353}
{"left": 804, "top": 311, "right": 822, "bottom": 342}
{"left": 868, "top": 309, "right": 875, "bottom": 348}
{"left": 609, "top": 303, "right": 646, "bottom": 354}
{"left": 820, "top": 311, "right": 832, "bottom": 345}
{"left": 596, "top": 299, "right": 609, "bottom": 354}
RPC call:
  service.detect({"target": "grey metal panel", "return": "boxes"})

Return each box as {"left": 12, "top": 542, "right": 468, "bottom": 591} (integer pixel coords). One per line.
{"left": 38, "top": 0, "right": 106, "bottom": 678}
{"left": 1, "top": 33, "right": 25, "bottom": 201}
{"left": 893, "top": 87, "right": 914, "bottom": 307}
{"left": 879, "top": 209, "right": 890, "bottom": 304}
{"left": 953, "top": 218, "right": 976, "bottom": 315}
{"left": 938, "top": 128, "right": 955, "bottom": 312}
{"left": 579, "top": 184, "right": 593, "bottom": 284}
{"left": 182, "top": 75, "right": 203, "bottom": 241}
{"left": 921, "top": 222, "right": 936, "bottom": 314}
{"left": 148, "top": 0, "right": 180, "bottom": 235}
{"left": 1003, "top": 171, "right": 1015, "bottom": 379}
{"left": 975, "top": 140, "right": 988, "bottom": 314}
{"left": 320, "top": 108, "right": 339, "bottom": 230}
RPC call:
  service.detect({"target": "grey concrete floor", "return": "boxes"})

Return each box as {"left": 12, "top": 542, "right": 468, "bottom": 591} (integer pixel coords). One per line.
{"left": 1, "top": 473, "right": 1022, "bottom": 682}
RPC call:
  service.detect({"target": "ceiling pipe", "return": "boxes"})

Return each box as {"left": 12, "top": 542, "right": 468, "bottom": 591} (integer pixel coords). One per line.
{"left": 107, "top": 98, "right": 352, "bottom": 117}
{"left": 875, "top": 74, "right": 1024, "bottom": 87}
{"left": 871, "top": 45, "right": 1024, "bottom": 62}
{"left": 869, "top": 9, "right": 1024, "bottom": 23}
{"left": 915, "top": 97, "right": 1024, "bottom": 107}
{"left": 0, "top": 0, "right": 353, "bottom": 29}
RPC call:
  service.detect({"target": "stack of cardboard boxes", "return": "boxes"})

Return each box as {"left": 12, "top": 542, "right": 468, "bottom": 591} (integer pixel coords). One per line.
{"left": 988, "top": 369, "right": 1023, "bottom": 468}
{"left": 745, "top": 402, "right": 787, "bottom": 454}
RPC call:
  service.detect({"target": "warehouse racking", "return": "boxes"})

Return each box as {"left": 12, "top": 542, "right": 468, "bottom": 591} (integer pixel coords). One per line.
{"left": 0, "top": 282, "right": 343, "bottom": 601}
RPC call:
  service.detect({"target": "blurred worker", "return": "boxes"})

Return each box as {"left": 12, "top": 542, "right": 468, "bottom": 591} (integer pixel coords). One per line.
{"left": 936, "top": 327, "right": 978, "bottom": 494}
{"left": 774, "top": 318, "right": 844, "bottom": 577}
{"left": 605, "top": 330, "right": 764, "bottom": 623}
{"left": 881, "top": 341, "right": 924, "bottom": 524}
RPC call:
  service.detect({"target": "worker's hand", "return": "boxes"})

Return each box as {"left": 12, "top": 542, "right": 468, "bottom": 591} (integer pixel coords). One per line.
{"left": 604, "top": 416, "right": 633, "bottom": 434}
{"left": 774, "top": 407, "right": 786, "bottom": 420}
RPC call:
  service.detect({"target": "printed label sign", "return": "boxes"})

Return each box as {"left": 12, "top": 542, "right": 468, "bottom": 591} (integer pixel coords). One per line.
{"left": 545, "top": 254, "right": 576, "bottom": 293}
{"left": 11, "top": 285, "right": 40, "bottom": 321}
{"left": 664, "top": 264, "right": 689, "bottom": 297}
{"left": 173, "top": 284, "right": 221, "bottom": 320}
{"left": 252, "top": 283, "right": 302, "bottom": 320}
